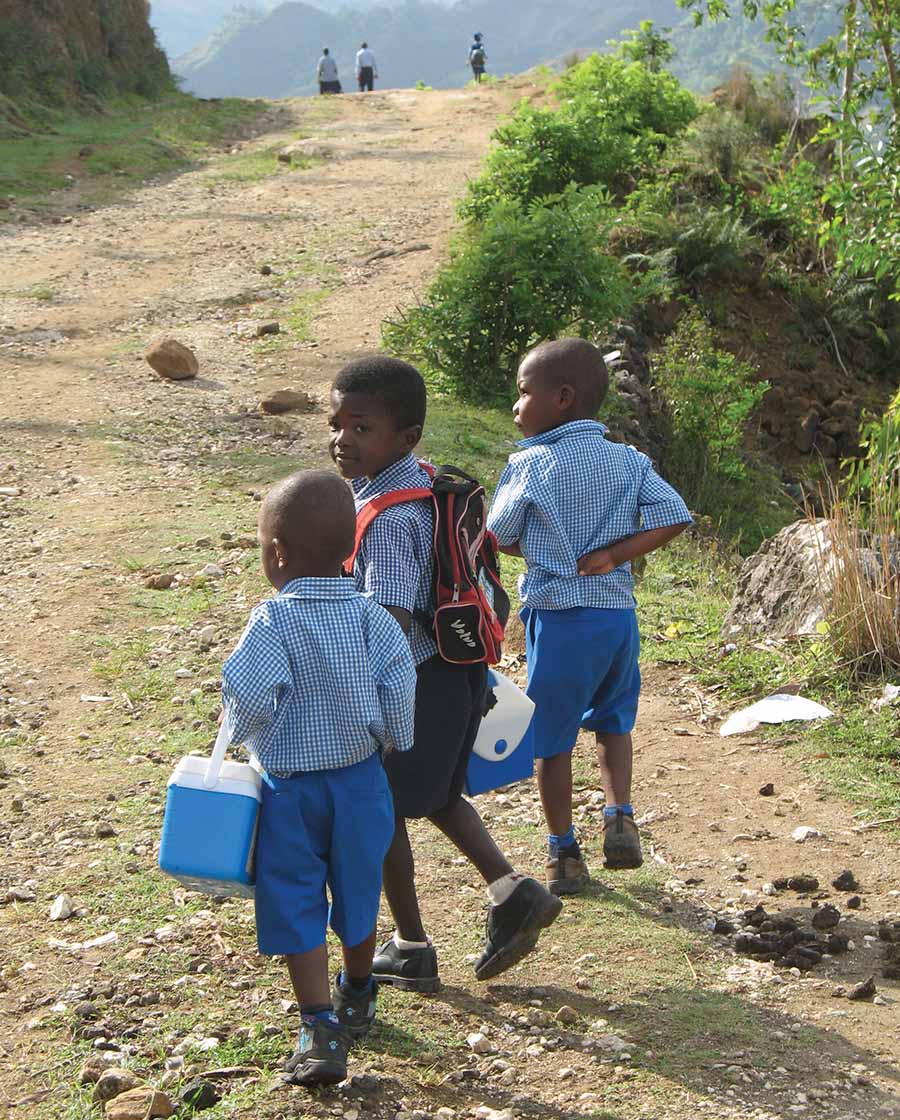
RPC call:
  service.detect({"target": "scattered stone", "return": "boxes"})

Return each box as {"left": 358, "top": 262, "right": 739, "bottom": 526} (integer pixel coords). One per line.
{"left": 94, "top": 1068, "right": 142, "bottom": 1104}
{"left": 255, "top": 321, "right": 280, "bottom": 337}
{"left": 259, "top": 388, "right": 311, "bottom": 414}
{"left": 75, "top": 1001, "right": 100, "bottom": 1020}
{"left": 792, "top": 826, "right": 823, "bottom": 843}
{"left": 811, "top": 904, "right": 841, "bottom": 931}
{"left": 144, "top": 573, "right": 175, "bottom": 590}
{"left": 259, "top": 264, "right": 273, "bottom": 276}
{"left": 180, "top": 1079, "right": 220, "bottom": 1111}
{"left": 105, "top": 1087, "right": 174, "bottom": 1119}
{"left": 846, "top": 976, "right": 877, "bottom": 1002}
{"left": 79, "top": 1052, "right": 122, "bottom": 1083}
{"left": 145, "top": 338, "right": 199, "bottom": 382}
{"left": 786, "top": 875, "right": 819, "bottom": 892}
{"left": 555, "top": 1005, "right": 579, "bottom": 1026}
{"left": 467, "top": 1032, "right": 491, "bottom": 1054}
{"left": 49, "top": 894, "right": 75, "bottom": 921}
{"left": 832, "top": 870, "right": 859, "bottom": 892}
{"left": 198, "top": 564, "right": 224, "bottom": 579}
{"left": 96, "top": 822, "right": 117, "bottom": 839}
{"left": 558, "top": 1067, "right": 576, "bottom": 1080}
{"left": 847, "top": 895, "right": 862, "bottom": 910}
{"left": 2, "top": 885, "right": 36, "bottom": 904}
{"left": 758, "top": 782, "right": 775, "bottom": 796}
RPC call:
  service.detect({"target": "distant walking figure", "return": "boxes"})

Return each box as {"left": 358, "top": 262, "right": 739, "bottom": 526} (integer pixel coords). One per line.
{"left": 469, "top": 32, "right": 487, "bottom": 84}
{"left": 356, "top": 42, "right": 378, "bottom": 92}
{"left": 317, "top": 47, "right": 341, "bottom": 95}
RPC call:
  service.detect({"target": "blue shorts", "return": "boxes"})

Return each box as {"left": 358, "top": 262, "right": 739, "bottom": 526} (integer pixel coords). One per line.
{"left": 523, "top": 607, "right": 641, "bottom": 759}
{"left": 254, "top": 752, "right": 394, "bottom": 956}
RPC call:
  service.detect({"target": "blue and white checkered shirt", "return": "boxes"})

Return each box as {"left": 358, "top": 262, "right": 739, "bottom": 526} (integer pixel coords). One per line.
{"left": 488, "top": 421, "right": 691, "bottom": 610}
{"left": 221, "top": 577, "right": 416, "bottom": 775}
{"left": 350, "top": 454, "right": 438, "bottom": 666}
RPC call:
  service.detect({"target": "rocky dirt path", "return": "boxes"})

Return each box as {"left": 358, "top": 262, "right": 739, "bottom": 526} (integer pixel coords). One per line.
{"left": 0, "top": 85, "right": 898, "bottom": 1120}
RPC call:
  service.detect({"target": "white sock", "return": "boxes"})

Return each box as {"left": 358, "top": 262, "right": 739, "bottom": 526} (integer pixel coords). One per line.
{"left": 487, "top": 871, "right": 525, "bottom": 906}
{"left": 393, "top": 931, "right": 431, "bottom": 951}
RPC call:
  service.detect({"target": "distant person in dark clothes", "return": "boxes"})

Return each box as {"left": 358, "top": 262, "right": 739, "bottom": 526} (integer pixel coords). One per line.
{"left": 356, "top": 42, "right": 378, "bottom": 92}
{"left": 468, "top": 32, "right": 487, "bottom": 84}
{"left": 317, "top": 48, "right": 341, "bottom": 95}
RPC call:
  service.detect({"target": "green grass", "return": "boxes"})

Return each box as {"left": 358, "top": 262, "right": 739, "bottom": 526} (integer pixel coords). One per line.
{"left": 205, "top": 144, "right": 321, "bottom": 185}
{"left": 0, "top": 92, "right": 265, "bottom": 210}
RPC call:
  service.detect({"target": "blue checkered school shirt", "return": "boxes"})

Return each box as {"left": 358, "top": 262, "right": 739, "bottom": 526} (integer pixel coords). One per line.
{"left": 350, "top": 454, "right": 438, "bottom": 666}
{"left": 488, "top": 420, "right": 691, "bottom": 610}
{"left": 221, "top": 578, "right": 416, "bottom": 775}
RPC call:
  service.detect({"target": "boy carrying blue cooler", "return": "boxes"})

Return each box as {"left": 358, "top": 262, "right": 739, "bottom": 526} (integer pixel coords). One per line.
{"left": 487, "top": 339, "right": 692, "bottom": 896}
{"left": 221, "top": 470, "right": 416, "bottom": 1086}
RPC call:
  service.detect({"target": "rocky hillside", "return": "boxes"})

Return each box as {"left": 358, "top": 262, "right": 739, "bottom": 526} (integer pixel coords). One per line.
{"left": 0, "top": 0, "right": 170, "bottom": 119}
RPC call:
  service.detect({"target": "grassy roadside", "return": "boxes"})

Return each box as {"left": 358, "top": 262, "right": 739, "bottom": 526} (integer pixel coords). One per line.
{"left": 0, "top": 92, "right": 267, "bottom": 216}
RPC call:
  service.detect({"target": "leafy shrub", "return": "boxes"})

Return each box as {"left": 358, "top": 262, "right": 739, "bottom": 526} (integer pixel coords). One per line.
{"left": 631, "top": 203, "right": 759, "bottom": 283}
{"left": 460, "top": 55, "right": 697, "bottom": 222}
{"left": 654, "top": 309, "right": 769, "bottom": 483}
{"left": 754, "top": 159, "right": 822, "bottom": 242}
{"left": 689, "top": 108, "right": 758, "bottom": 184}
{"left": 845, "top": 387, "right": 900, "bottom": 512}
{"left": 384, "top": 186, "right": 632, "bottom": 403}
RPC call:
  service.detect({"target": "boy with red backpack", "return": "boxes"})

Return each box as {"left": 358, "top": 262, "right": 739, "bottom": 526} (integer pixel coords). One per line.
{"left": 329, "top": 356, "right": 561, "bottom": 991}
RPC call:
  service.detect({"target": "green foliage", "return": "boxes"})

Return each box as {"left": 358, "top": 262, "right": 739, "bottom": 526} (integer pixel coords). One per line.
{"left": 845, "top": 386, "right": 900, "bottom": 506}
{"left": 384, "top": 187, "right": 632, "bottom": 403}
{"left": 459, "top": 55, "right": 698, "bottom": 222}
{"left": 754, "top": 158, "right": 822, "bottom": 240}
{"left": 655, "top": 308, "right": 770, "bottom": 482}
{"left": 613, "top": 20, "right": 676, "bottom": 73}
{"left": 629, "top": 203, "right": 759, "bottom": 283}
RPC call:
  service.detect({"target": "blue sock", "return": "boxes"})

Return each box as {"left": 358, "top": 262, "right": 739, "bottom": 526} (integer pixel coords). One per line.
{"left": 301, "top": 1005, "right": 339, "bottom": 1027}
{"left": 603, "top": 803, "right": 634, "bottom": 818}
{"left": 338, "top": 970, "right": 373, "bottom": 993}
{"left": 548, "top": 825, "right": 577, "bottom": 855}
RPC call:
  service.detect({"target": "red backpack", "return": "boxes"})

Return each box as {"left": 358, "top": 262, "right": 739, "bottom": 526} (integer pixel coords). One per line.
{"left": 344, "top": 463, "right": 510, "bottom": 665}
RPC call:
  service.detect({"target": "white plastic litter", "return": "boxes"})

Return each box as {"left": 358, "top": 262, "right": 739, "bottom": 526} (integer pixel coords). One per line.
{"left": 719, "top": 693, "right": 833, "bottom": 737}
{"left": 871, "top": 683, "right": 900, "bottom": 711}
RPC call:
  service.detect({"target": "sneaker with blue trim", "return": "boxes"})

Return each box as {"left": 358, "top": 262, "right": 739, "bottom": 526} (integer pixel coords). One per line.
{"left": 283, "top": 1017, "right": 349, "bottom": 1087}
{"left": 332, "top": 973, "right": 378, "bottom": 1039}
{"left": 602, "top": 809, "right": 643, "bottom": 869}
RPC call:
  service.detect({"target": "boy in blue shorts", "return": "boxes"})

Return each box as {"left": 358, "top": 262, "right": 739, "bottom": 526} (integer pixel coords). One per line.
{"left": 329, "top": 356, "right": 562, "bottom": 991}
{"left": 221, "top": 470, "right": 416, "bottom": 1086}
{"left": 488, "top": 339, "right": 691, "bottom": 896}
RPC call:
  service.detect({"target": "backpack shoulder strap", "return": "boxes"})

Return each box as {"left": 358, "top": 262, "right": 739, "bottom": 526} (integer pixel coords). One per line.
{"left": 343, "top": 487, "right": 433, "bottom": 574}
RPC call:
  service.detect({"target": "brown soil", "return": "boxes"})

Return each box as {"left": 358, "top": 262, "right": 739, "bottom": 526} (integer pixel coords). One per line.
{"left": 1, "top": 86, "right": 898, "bottom": 1120}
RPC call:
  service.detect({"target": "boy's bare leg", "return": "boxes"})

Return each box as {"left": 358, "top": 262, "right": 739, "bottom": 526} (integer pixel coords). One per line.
{"left": 285, "top": 943, "right": 330, "bottom": 1008}
{"left": 382, "top": 817, "right": 428, "bottom": 942}
{"left": 535, "top": 752, "right": 573, "bottom": 836}
{"left": 341, "top": 930, "right": 377, "bottom": 980}
{"left": 595, "top": 732, "right": 633, "bottom": 805}
{"left": 430, "top": 796, "right": 512, "bottom": 884}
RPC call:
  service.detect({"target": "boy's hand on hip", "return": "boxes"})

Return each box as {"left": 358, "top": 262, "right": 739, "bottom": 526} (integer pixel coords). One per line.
{"left": 578, "top": 548, "right": 616, "bottom": 576}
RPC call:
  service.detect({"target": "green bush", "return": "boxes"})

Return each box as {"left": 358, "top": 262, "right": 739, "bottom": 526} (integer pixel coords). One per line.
{"left": 654, "top": 309, "right": 769, "bottom": 483}
{"left": 630, "top": 203, "right": 759, "bottom": 283}
{"left": 459, "top": 55, "right": 697, "bottom": 222}
{"left": 384, "top": 186, "right": 632, "bottom": 403}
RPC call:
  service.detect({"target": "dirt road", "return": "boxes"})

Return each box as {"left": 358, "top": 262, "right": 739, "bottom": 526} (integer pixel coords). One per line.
{"left": 1, "top": 87, "right": 898, "bottom": 1120}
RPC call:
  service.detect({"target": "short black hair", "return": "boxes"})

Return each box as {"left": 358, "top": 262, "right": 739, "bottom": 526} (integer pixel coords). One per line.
{"left": 361, "top": 41, "right": 368, "bottom": 48}
{"left": 332, "top": 355, "right": 426, "bottom": 429}
{"left": 262, "top": 469, "right": 355, "bottom": 568}
{"left": 523, "top": 338, "right": 609, "bottom": 414}
{"left": 323, "top": 47, "right": 329, "bottom": 54}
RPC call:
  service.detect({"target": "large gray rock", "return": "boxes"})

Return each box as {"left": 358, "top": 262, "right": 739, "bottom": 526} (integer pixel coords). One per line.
{"left": 723, "top": 519, "right": 833, "bottom": 638}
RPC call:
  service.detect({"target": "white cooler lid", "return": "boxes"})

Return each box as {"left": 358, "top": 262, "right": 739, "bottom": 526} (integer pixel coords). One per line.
{"left": 168, "top": 755, "right": 262, "bottom": 801}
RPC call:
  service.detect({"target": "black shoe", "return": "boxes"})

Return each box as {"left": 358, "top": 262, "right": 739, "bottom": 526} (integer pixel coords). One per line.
{"left": 371, "top": 936, "right": 440, "bottom": 993}
{"left": 475, "top": 877, "right": 563, "bottom": 981}
{"left": 332, "top": 973, "right": 378, "bottom": 1039}
{"left": 602, "top": 809, "right": 643, "bottom": 870}
{"left": 283, "top": 1017, "right": 349, "bottom": 1087}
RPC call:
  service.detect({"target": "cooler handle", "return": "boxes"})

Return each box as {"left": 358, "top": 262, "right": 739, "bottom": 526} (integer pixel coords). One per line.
{"left": 203, "top": 721, "right": 232, "bottom": 790}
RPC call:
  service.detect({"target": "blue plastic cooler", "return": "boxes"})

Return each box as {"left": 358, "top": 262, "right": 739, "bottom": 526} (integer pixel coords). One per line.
{"left": 465, "top": 669, "right": 535, "bottom": 796}
{"left": 159, "top": 723, "right": 261, "bottom": 898}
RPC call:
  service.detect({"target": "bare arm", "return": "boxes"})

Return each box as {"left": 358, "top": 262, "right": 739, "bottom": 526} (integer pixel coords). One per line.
{"left": 497, "top": 541, "right": 523, "bottom": 558}
{"left": 577, "top": 523, "right": 689, "bottom": 576}
{"left": 384, "top": 605, "right": 412, "bottom": 633}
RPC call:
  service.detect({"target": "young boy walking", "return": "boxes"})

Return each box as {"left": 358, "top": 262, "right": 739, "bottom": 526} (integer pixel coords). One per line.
{"left": 329, "top": 356, "right": 562, "bottom": 990}
{"left": 222, "top": 470, "right": 416, "bottom": 1086}
{"left": 487, "top": 339, "right": 692, "bottom": 896}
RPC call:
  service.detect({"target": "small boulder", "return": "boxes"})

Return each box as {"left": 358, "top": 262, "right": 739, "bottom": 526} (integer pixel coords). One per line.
{"left": 846, "top": 976, "right": 877, "bottom": 1002}
{"left": 811, "top": 904, "right": 841, "bottom": 931}
{"left": 832, "top": 870, "right": 858, "bottom": 892}
{"left": 260, "top": 388, "right": 311, "bottom": 415}
{"left": 255, "top": 321, "right": 280, "bottom": 337}
{"left": 758, "top": 782, "right": 775, "bottom": 797}
{"left": 49, "top": 894, "right": 74, "bottom": 921}
{"left": 94, "top": 1068, "right": 142, "bottom": 1104}
{"left": 555, "top": 1005, "right": 579, "bottom": 1025}
{"left": 144, "top": 573, "right": 175, "bottom": 590}
{"left": 104, "top": 1087, "right": 174, "bottom": 1119}
{"left": 145, "top": 338, "right": 199, "bottom": 382}
{"left": 180, "top": 1079, "right": 220, "bottom": 1111}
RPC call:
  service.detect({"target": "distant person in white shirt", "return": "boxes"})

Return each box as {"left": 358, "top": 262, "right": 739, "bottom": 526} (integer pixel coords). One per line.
{"left": 317, "top": 47, "right": 340, "bottom": 95}
{"left": 356, "top": 42, "right": 378, "bottom": 92}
